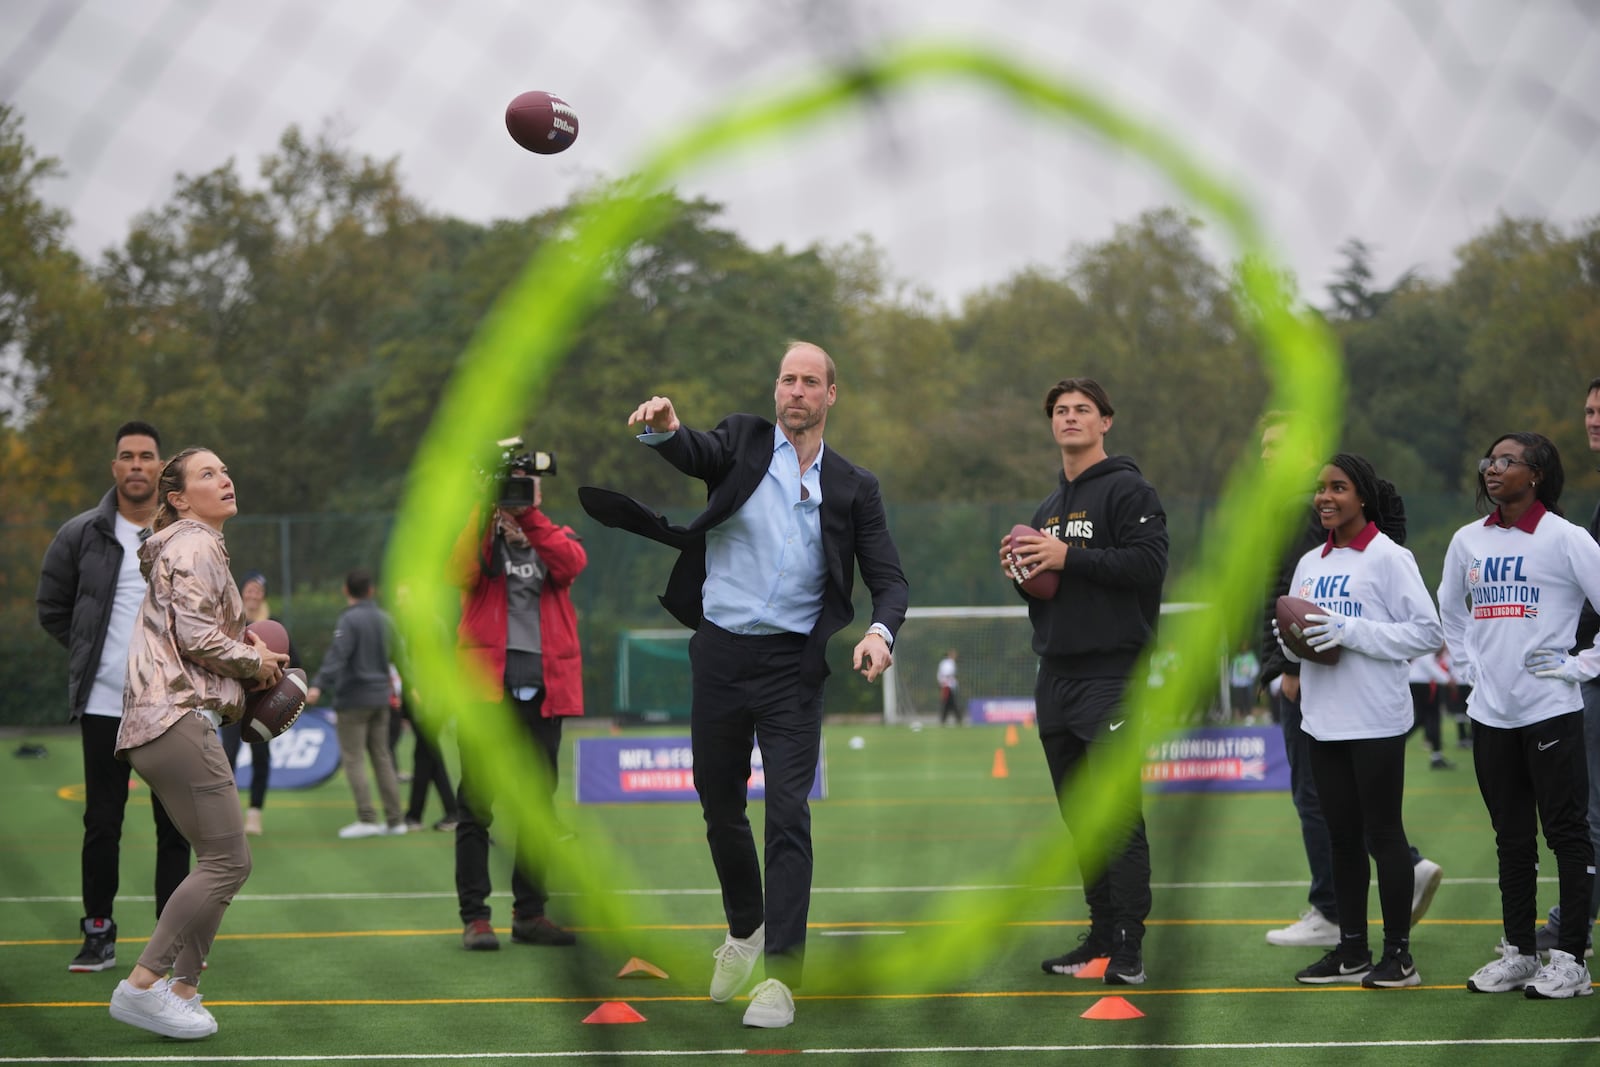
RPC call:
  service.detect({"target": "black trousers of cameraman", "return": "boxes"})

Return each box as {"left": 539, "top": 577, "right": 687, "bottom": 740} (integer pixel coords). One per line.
{"left": 454, "top": 689, "right": 562, "bottom": 923}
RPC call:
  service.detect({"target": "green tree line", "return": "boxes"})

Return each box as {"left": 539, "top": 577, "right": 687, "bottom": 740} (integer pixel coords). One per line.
{"left": 3, "top": 103, "right": 1598, "bottom": 723}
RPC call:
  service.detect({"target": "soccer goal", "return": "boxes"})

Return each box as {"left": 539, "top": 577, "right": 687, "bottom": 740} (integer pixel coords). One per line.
{"left": 614, "top": 627, "right": 693, "bottom": 724}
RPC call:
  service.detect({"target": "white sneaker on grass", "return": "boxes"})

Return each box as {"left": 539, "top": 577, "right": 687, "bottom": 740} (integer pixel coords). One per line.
{"left": 1410, "top": 859, "right": 1443, "bottom": 926}
{"left": 709, "top": 924, "right": 764, "bottom": 1002}
{"left": 1266, "top": 908, "right": 1340, "bottom": 947}
{"left": 1467, "top": 939, "right": 1541, "bottom": 993}
{"left": 337, "top": 821, "right": 384, "bottom": 839}
{"left": 109, "top": 979, "right": 216, "bottom": 1039}
{"left": 742, "top": 978, "right": 795, "bottom": 1028}
{"left": 1524, "top": 949, "right": 1594, "bottom": 1000}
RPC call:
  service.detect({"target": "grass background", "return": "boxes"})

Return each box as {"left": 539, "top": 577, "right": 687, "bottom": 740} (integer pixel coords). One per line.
{"left": 3, "top": 717, "right": 1596, "bottom": 1065}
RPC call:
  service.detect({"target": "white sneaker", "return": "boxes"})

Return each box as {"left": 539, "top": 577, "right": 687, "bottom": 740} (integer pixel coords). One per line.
{"left": 1410, "top": 859, "right": 1443, "bottom": 926}
{"left": 1467, "top": 939, "right": 1542, "bottom": 993}
{"left": 109, "top": 979, "right": 216, "bottom": 1039}
{"left": 1266, "top": 908, "right": 1340, "bottom": 947}
{"left": 742, "top": 978, "right": 794, "bottom": 1028}
{"left": 337, "top": 821, "right": 384, "bottom": 839}
{"left": 1524, "top": 949, "right": 1594, "bottom": 1000}
{"left": 384, "top": 823, "right": 408, "bottom": 836}
{"left": 709, "top": 924, "right": 764, "bottom": 1002}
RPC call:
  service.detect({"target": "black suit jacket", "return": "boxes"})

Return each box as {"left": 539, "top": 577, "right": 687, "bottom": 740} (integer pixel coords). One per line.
{"left": 580, "top": 413, "right": 909, "bottom": 687}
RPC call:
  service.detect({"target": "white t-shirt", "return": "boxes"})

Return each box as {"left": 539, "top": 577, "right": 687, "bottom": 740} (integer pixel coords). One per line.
{"left": 85, "top": 515, "right": 149, "bottom": 718}
{"left": 1406, "top": 653, "right": 1450, "bottom": 686}
{"left": 1438, "top": 504, "right": 1600, "bottom": 729}
{"left": 1290, "top": 526, "right": 1444, "bottom": 741}
{"left": 936, "top": 657, "right": 958, "bottom": 689}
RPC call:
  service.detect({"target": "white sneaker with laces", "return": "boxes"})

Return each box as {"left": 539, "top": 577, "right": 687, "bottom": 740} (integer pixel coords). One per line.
{"left": 337, "top": 821, "right": 385, "bottom": 839}
{"left": 1410, "top": 859, "right": 1443, "bottom": 926}
{"left": 742, "top": 978, "right": 795, "bottom": 1028}
{"left": 709, "top": 924, "right": 764, "bottom": 1002}
{"left": 1524, "top": 949, "right": 1594, "bottom": 1000}
{"left": 1467, "top": 939, "right": 1541, "bottom": 993}
{"left": 1266, "top": 908, "right": 1340, "bottom": 947}
{"left": 109, "top": 979, "right": 216, "bottom": 1039}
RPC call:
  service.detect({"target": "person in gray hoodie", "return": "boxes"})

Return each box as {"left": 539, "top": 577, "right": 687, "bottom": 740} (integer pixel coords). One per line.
{"left": 307, "top": 568, "right": 405, "bottom": 838}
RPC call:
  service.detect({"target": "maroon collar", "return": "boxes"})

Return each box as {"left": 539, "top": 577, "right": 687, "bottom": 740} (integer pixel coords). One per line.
{"left": 1484, "top": 500, "right": 1548, "bottom": 533}
{"left": 1322, "top": 521, "right": 1379, "bottom": 557}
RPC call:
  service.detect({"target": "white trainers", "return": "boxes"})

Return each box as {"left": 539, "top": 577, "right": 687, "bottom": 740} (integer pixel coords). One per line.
{"left": 384, "top": 822, "right": 408, "bottom": 836}
{"left": 709, "top": 924, "right": 764, "bottom": 1002}
{"left": 1266, "top": 908, "right": 1340, "bottom": 947}
{"left": 742, "top": 978, "right": 795, "bottom": 1028}
{"left": 337, "top": 821, "right": 385, "bottom": 839}
{"left": 109, "top": 979, "right": 217, "bottom": 1039}
{"left": 1524, "top": 949, "right": 1594, "bottom": 1000}
{"left": 1410, "top": 859, "right": 1443, "bottom": 926}
{"left": 1467, "top": 939, "right": 1542, "bottom": 993}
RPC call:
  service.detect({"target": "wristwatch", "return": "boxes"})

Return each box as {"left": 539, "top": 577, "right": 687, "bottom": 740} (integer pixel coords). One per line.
{"left": 866, "top": 623, "right": 894, "bottom": 650}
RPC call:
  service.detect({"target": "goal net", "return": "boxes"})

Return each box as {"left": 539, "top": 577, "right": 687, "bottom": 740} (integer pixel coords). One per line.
{"left": 614, "top": 627, "right": 693, "bottom": 724}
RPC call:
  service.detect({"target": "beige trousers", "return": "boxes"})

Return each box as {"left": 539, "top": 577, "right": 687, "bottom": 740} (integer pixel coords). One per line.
{"left": 335, "top": 706, "right": 404, "bottom": 826}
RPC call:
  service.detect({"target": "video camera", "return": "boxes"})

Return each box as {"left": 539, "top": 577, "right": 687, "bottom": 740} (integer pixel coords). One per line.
{"left": 491, "top": 436, "right": 556, "bottom": 508}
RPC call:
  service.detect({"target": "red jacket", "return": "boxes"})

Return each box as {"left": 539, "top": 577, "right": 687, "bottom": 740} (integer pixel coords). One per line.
{"left": 448, "top": 506, "right": 585, "bottom": 716}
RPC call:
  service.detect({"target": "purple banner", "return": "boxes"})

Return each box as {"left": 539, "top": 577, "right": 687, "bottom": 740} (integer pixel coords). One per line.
{"left": 1141, "top": 726, "right": 1289, "bottom": 793}
{"left": 575, "top": 736, "right": 827, "bottom": 804}
{"left": 235, "top": 706, "right": 340, "bottom": 791}
{"left": 968, "top": 697, "right": 1036, "bottom": 725}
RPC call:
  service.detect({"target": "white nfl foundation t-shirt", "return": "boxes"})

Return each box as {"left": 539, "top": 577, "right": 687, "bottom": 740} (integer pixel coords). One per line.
{"left": 84, "top": 515, "right": 148, "bottom": 718}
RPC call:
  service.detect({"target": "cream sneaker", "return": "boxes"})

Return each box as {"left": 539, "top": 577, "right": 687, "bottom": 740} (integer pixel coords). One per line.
{"left": 742, "top": 978, "right": 794, "bottom": 1028}
{"left": 709, "top": 924, "right": 764, "bottom": 1002}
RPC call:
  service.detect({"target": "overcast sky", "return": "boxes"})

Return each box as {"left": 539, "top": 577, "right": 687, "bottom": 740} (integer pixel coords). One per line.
{"left": 3, "top": 0, "right": 1597, "bottom": 308}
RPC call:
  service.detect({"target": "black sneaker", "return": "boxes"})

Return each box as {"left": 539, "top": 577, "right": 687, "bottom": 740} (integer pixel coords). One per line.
{"left": 1362, "top": 948, "right": 1421, "bottom": 988}
{"left": 511, "top": 914, "right": 576, "bottom": 946}
{"left": 1296, "top": 944, "right": 1372, "bottom": 984}
{"left": 1041, "top": 928, "right": 1112, "bottom": 975}
{"left": 1103, "top": 928, "right": 1146, "bottom": 986}
{"left": 69, "top": 917, "right": 117, "bottom": 973}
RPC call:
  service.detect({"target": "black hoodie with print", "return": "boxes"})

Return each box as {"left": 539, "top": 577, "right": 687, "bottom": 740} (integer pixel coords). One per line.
{"left": 1020, "top": 455, "right": 1169, "bottom": 680}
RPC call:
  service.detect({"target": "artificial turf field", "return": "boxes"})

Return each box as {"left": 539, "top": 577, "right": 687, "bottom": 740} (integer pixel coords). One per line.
{"left": 3, "top": 718, "right": 1596, "bottom": 1065}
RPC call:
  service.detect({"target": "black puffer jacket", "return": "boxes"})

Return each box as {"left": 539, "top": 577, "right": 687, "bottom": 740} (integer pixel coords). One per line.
{"left": 36, "top": 488, "right": 129, "bottom": 721}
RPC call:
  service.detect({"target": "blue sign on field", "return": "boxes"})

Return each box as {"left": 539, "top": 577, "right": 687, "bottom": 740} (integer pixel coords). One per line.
{"left": 575, "top": 736, "right": 827, "bottom": 804}
{"left": 235, "top": 706, "right": 340, "bottom": 790}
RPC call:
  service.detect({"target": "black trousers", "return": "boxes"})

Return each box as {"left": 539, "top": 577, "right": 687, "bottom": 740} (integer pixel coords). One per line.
{"left": 1307, "top": 733, "right": 1414, "bottom": 952}
{"left": 1472, "top": 711, "right": 1595, "bottom": 958}
{"left": 454, "top": 691, "right": 562, "bottom": 923}
{"left": 79, "top": 714, "right": 190, "bottom": 921}
{"left": 1034, "top": 671, "right": 1152, "bottom": 943}
{"left": 690, "top": 623, "right": 820, "bottom": 987}
{"left": 1406, "top": 683, "right": 1443, "bottom": 755}
{"left": 219, "top": 722, "right": 271, "bottom": 809}
{"left": 404, "top": 698, "right": 458, "bottom": 824}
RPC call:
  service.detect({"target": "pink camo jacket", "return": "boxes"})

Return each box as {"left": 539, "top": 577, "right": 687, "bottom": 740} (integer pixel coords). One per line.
{"left": 115, "top": 519, "right": 262, "bottom": 758}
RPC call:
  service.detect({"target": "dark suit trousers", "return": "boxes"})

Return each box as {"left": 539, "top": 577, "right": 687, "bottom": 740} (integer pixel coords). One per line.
{"left": 690, "top": 623, "right": 822, "bottom": 987}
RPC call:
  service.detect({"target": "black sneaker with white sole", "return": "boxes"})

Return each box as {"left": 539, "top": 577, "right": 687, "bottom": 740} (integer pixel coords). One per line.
{"left": 1041, "top": 927, "right": 1112, "bottom": 976}
{"left": 1362, "top": 948, "right": 1421, "bottom": 988}
{"left": 1296, "top": 943, "right": 1373, "bottom": 984}
{"left": 69, "top": 917, "right": 116, "bottom": 973}
{"left": 1103, "top": 927, "right": 1146, "bottom": 986}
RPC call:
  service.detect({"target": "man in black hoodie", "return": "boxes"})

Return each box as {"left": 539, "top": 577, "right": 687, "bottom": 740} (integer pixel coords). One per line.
{"left": 1004, "top": 378, "right": 1168, "bottom": 986}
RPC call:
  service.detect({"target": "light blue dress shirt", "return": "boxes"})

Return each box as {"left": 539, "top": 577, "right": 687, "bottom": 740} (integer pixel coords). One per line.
{"left": 641, "top": 425, "right": 826, "bottom": 636}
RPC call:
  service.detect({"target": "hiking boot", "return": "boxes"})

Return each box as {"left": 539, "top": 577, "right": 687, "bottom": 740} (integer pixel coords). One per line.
{"left": 109, "top": 979, "right": 215, "bottom": 1039}
{"left": 69, "top": 917, "right": 117, "bottom": 973}
{"left": 1410, "top": 859, "right": 1443, "bottom": 926}
{"left": 709, "top": 924, "right": 764, "bottom": 1002}
{"left": 462, "top": 919, "right": 500, "bottom": 950}
{"left": 1467, "top": 939, "right": 1540, "bottom": 992}
{"left": 1041, "top": 927, "right": 1112, "bottom": 975}
{"left": 511, "top": 915, "right": 576, "bottom": 946}
{"left": 1524, "top": 949, "right": 1594, "bottom": 1000}
{"left": 1362, "top": 948, "right": 1420, "bottom": 988}
{"left": 742, "top": 978, "right": 795, "bottom": 1028}
{"left": 1103, "top": 928, "right": 1146, "bottom": 986}
{"left": 1296, "top": 943, "right": 1373, "bottom": 984}
{"left": 1266, "top": 908, "right": 1340, "bottom": 948}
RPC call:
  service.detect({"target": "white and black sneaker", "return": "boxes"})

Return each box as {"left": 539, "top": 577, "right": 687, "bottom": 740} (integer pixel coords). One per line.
{"left": 1524, "top": 949, "right": 1594, "bottom": 1000}
{"left": 1103, "top": 928, "right": 1146, "bottom": 986}
{"left": 69, "top": 917, "right": 117, "bottom": 973}
{"left": 1296, "top": 943, "right": 1372, "bottom": 984}
{"left": 1042, "top": 927, "right": 1112, "bottom": 976}
{"left": 1467, "top": 939, "right": 1540, "bottom": 993}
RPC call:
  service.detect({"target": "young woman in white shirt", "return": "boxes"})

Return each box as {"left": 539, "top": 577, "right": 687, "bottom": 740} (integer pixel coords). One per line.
{"left": 1439, "top": 431, "right": 1600, "bottom": 1000}
{"left": 1275, "top": 454, "right": 1443, "bottom": 989}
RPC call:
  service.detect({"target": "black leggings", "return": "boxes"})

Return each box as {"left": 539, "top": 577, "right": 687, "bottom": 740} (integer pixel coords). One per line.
{"left": 1307, "top": 733, "right": 1414, "bottom": 952}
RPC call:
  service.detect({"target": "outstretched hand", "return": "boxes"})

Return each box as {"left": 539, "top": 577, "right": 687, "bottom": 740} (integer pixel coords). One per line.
{"left": 628, "top": 395, "right": 680, "bottom": 433}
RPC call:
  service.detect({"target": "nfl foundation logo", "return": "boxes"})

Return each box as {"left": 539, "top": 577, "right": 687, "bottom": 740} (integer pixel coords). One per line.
{"left": 1468, "top": 558, "right": 1482, "bottom": 584}
{"left": 1296, "top": 578, "right": 1314, "bottom": 599}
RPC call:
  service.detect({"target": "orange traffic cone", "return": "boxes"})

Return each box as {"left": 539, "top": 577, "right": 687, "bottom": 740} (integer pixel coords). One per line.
{"left": 1074, "top": 956, "right": 1109, "bottom": 979}
{"left": 991, "top": 748, "right": 1009, "bottom": 779}
{"left": 1081, "top": 995, "right": 1143, "bottom": 1020}
{"left": 1004, "top": 724, "right": 1020, "bottom": 747}
{"left": 584, "top": 1001, "right": 647, "bottom": 1024}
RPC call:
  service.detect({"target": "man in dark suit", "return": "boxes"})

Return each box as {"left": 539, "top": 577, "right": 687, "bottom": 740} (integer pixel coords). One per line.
{"left": 580, "top": 341, "right": 908, "bottom": 1029}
